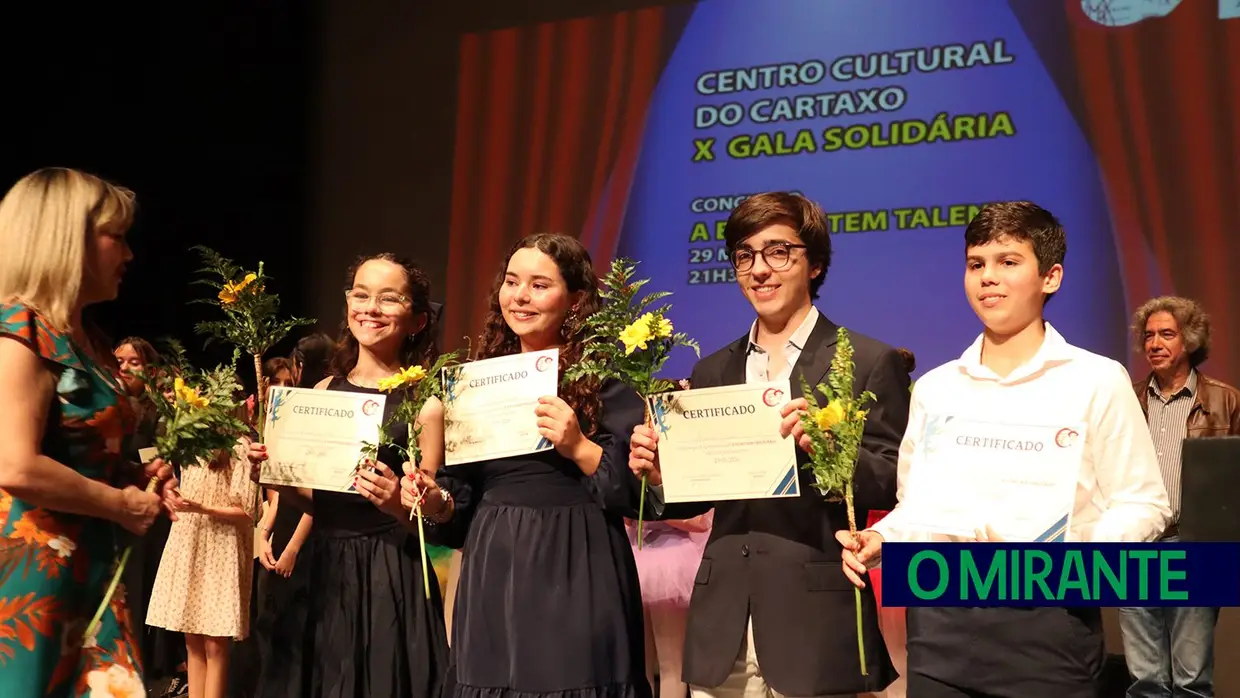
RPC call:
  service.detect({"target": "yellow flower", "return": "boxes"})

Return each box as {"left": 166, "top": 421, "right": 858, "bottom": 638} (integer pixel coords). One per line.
{"left": 619, "top": 312, "right": 673, "bottom": 355}
{"left": 815, "top": 400, "right": 846, "bottom": 431}
{"left": 218, "top": 272, "right": 258, "bottom": 304}
{"left": 619, "top": 317, "right": 653, "bottom": 355}
{"left": 173, "top": 377, "right": 209, "bottom": 410}
{"left": 377, "top": 365, "right": 427, "bottom": 392}
{"left": 86, "top": 665, "right": 145, "bottom": 698}
{"left": 649, "top": 314, "right": 672, "bottom": 338}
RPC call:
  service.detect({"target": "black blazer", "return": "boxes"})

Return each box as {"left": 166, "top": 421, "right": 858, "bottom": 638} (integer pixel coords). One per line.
{"left": 655, "top": 313, "right": 910, "bottom": 696}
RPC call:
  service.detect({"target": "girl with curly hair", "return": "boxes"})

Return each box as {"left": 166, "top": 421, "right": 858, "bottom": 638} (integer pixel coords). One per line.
{"left": 404, "top": 233, "right": 650, "bottom": 698}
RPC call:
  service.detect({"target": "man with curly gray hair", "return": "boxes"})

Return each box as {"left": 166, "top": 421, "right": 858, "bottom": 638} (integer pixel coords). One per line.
{"left": 1119, "top": 295, "right": 1240, "bottom": 698}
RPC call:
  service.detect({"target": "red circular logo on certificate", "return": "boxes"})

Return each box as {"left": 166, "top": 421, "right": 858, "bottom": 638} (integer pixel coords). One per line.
{"left": 1054, "top": 428, "right": 1079, "bottom": 448}
{"left": 362, "top": 400, "right": 380, "bottom": 417}
{"left": 535, "top": 356, "right": 554, "bottom": 372}
{"left": 762, "top": 388, "right": 785, "bottom": 407}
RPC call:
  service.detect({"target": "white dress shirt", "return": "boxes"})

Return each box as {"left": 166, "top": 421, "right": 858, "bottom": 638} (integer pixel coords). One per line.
{"left": 744, "top": 306, "right": 820, "bottom": 384}
{"left": 649, "top": 307, "right": 820, "bottom": 506}
{"left": 871, "top": 322, "right": 1172, "bottom": 545}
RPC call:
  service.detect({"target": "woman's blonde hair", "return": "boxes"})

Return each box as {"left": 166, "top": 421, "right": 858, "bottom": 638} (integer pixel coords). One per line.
{"left": 0, "top": 167, "right": 136, "bottom": 330}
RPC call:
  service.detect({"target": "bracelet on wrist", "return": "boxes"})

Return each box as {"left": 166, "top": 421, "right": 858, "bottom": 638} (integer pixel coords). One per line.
{"left": 421, "top": 489, "right": 453, "bottom": 526}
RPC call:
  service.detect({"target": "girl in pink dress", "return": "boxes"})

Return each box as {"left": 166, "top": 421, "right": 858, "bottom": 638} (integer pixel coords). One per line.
{"left": 628, "top": 511, "right": 713, "bottom": 698}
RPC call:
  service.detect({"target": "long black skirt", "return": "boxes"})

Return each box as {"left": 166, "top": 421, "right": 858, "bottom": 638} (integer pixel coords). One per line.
{"left": 449, "top": 496, "right": 650, "bottom": 698}
{"left": 256, "top": 523, "right": 449, "bottom": 698}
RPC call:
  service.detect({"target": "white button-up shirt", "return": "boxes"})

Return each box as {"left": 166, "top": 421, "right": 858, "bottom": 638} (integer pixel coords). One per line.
{"left": 871, "top": 322, "right": 1172, "bottom": 544}
{"left": 744, "top": 306, "right": 819, "bottom": 384}
{"left": 649, "top": 307, "right": 820, "bottom": 505}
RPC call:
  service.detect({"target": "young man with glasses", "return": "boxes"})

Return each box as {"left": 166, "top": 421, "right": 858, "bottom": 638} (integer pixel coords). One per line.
{"left": 629, "top": 191, "right": 910, "bottom": 698}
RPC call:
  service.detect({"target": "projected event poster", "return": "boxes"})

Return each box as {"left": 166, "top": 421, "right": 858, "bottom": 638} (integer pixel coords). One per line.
{"left": 616, "top": 0, "right": 1122, "bottom": 378}
{"left": 446, "top": 0, "right": 1240, "bottom": 385}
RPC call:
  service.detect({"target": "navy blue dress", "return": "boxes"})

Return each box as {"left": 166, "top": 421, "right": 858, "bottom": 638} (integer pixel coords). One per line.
{"left": 435, "top": 379, "right": 651, "bottom": 698}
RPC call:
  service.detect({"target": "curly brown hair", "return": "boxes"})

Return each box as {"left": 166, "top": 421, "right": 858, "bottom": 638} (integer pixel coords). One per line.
{"left": 476, "top": 233, "right": 603, "bottom": 436}
{"left": 329, "top": 254, "right": 440, "bottom": 377}
{"left": 1131, "top": 296, "right": 1211, "bottom": 367}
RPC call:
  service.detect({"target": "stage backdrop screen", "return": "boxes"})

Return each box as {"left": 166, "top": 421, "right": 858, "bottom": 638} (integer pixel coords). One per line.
{"left": 442, "top": 0, "right": 1240, "bottom": 384}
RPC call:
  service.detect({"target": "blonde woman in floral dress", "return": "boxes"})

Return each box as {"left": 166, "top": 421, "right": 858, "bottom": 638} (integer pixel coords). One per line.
{"left": 0, "top": 167, "right": 179, "bottom": 698}
{"left": 147, "top": 437, "right": 258, "bottom": 698}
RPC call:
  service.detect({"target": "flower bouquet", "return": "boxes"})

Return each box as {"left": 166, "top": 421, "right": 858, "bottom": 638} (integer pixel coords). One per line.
{"left": 189, "top": 246, "right": 315, "bottom": 442}
{"left": 364, "top": 351, "right": 463, "bottom": 598}
{"left": 797, "top": 326, "right": 875, "bottom": 676}
{"left": 190, "top": 246, "right": 315, "bottom": 520}
{"left": 563, "top": 258, "right": 698, "bottom": 548}
{"left": 86, "top": 343, "right": 249, "bottom": 644}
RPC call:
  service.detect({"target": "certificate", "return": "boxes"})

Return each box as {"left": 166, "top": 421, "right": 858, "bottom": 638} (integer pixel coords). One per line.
{"left": 442, "top": 348, "right": 560, "bottom": 466}
{"left": 260, "top": 386, "right": 387, "bottom": 493}
{"left": 899, "top": 415, "right": 1086, "bottom": 542}
{"left": 650, "top": 380, "right": 799, "bottom": 502}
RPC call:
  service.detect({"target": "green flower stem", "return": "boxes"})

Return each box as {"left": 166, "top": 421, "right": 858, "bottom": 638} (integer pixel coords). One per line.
{"left": 416, "top": 502, "right": 431, "bottom": 599}
{"left": 636, "top": 399, "right": 654, "bottom": 550}
{"left": 854, "top": 585, "right": 866, "bottom": 676}
{"left": 253, "top": 352, "right": 267, "bottom": 524}
{"left": 408, "top": 421, "right": 430, "bottom": 599}
{"left": 85, "top": 476, "right": 159, "bottom": 643}
{"left": 637, "top": 475, "right": 647, "bottom": 550}
{"left": 846, "top": 481, "right": 867, "bottom": 676}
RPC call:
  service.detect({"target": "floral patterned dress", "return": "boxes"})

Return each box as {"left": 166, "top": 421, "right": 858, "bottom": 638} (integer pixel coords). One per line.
{"left": 0, "top": 304, "right": 145, "bottom": 698}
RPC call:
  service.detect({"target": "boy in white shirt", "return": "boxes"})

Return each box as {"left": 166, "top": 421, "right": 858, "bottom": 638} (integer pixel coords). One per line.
{"left": 833, "top": 201, "right": 1172, "bottom": 697}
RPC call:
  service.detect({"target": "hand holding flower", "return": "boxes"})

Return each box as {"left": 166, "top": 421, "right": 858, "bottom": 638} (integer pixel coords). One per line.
{"left": 836, "top": 529, "right": 884, "bottom": 589}
{"left": 143, "top": 457, "right": 183, "bottom": 519}
{"left": 116, "top": 485, "right": 162, "bottom": 535}
{"left": 628, "top": 424, "right": 663, "bottom": 487}
{"left": 403, "top": 470, "right": 451, "bottom": 521}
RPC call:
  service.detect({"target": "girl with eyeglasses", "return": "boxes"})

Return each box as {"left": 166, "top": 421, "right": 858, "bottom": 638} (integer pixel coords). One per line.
{"left": 247, "top": 254, "right": 448, "bottom": 698}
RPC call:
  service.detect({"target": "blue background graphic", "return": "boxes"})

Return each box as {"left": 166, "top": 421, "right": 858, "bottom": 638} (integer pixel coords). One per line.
{"left": 617, "top": 0, "right": 1126, "bottom": 379}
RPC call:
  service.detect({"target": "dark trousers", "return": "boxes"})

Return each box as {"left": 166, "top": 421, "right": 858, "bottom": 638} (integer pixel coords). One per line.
{"left": 906, "top": 606, "right": 1104, "bottom": 698}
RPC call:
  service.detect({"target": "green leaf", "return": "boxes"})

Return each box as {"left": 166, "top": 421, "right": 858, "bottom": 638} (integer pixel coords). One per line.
{"left": 369, "top": 349, "right": 466, "bottom": 468}
{"left": 795, "top": 328, "right": 874, "bottom": 506}
{"left": 145, "top": 352, "right": 251, "bottom": 469}
{"left": 563, "top": 257, "right": 700, "bottom": 401}
{"left": 189, "top": 246, "right": 317, "bottom": 358}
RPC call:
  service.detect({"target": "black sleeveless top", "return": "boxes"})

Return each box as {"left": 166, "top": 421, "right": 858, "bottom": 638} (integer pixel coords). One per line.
{"left": 310, "top": 375, "right": 411, "bottom": 535}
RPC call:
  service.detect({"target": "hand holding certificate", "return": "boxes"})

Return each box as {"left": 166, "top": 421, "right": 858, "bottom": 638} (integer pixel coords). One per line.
{"left": 649, "top": 381, "right": 799, "bottom": 502}
{"left": 442, "top": 349, "right": 561, "bottom": 466}
{"left": 900, "top": 415, "right": 1086, "bottom": 542}
{"left": 260, "top": 386, "right": 387, "bottom": 492}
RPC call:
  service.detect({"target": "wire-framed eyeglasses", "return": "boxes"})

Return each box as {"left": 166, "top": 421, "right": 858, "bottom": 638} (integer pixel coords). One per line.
{"left": 344, "top": 289, "right": 410, "bottom": 313}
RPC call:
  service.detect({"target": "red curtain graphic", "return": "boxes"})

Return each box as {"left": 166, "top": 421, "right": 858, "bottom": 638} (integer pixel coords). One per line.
{"left": 443, "top": 7, "right": 691, "bottom": 351}
{"left": 1058, "top": 1, "right": 1240, "bottom": 386}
